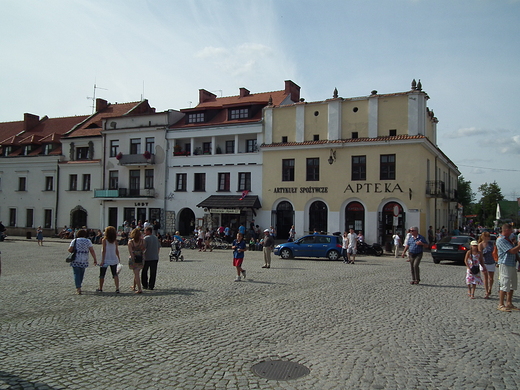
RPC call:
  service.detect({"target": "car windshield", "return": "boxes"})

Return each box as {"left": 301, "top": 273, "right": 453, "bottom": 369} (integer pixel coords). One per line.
{"left": 439, "top": 236, "right": 469, "bottom": 244}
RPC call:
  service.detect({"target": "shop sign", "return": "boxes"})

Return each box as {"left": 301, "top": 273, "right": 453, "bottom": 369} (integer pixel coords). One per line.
{"left": 210, "top": 208, "right": 241, "bottom": 214}
{"left": 344, "top": 183, "right": 403, "bottom": 194}
{"left": 273, "top": 187, "right": 328, "bottom": 194}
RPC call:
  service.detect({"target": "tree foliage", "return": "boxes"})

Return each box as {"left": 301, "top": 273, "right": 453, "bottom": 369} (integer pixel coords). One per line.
{"left": 457, "top": 176, "right": 475, "bottom": 214}
{"left": 477, "top": 181, "right": 504, "bottom": 227}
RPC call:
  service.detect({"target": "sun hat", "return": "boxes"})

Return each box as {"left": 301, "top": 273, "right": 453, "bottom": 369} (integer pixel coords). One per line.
{"left": 264, "top": 229, "right": 269, "bottom": 233}
{"left": 470, "top": 240, "right": 478, "bottom": 246}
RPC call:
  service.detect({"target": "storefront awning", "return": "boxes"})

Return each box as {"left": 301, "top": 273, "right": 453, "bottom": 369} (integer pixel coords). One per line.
{"left": 196, "top": 195, "right": 261, "bottom": 210}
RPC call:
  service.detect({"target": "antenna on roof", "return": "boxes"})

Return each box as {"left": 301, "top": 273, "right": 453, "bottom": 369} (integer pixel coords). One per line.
{"left": 87, "top": 83, "right": 108, "bottom": 114}
{"left": 212, "top": 90, "right": 223, "bottom": 97}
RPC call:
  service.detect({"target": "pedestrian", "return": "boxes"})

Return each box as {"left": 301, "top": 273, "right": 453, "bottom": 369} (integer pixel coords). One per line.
{"left": 262, "top": 229, "right": 275, "bottom": 268}
{"left": 478, "top": 232, "right": 495, "bottom": 299}
{"left": 346, "top": 228, "right": 358, "bottom": 264}
{"left": 341, "top": 231, "right": 349, "bottom": 263}
{"left": 401, "top": 226, "right": 427, "bottom": 285}
{"left": 288, "top": 225, "right": 296, "bottom": 242}
{"left": 403, "top": 229, "right": 412, "bottom": 261}
{"left": 68, "top": 229, "right": 97, "bottom": 295}
{"left": 231, "top": 232, "right": 247, "bottom": 281}
{"left": 357, "top": 231, "right": 364, "bottom": 243}
{"left": 36, "top": 226, "right": 43, "bottom": 246}
{"left": 393, "top": 232, "right": 401, "bottom": 258}
{"left": 465, "top": 240, "right": 485, "bottom": 299}
{"left": 128, "top": 228, "right": 145, "bottom": 294}
{"left": 97, "top": 226, "right": 121, "bottom": 293}
{"left": 197, "top": 227, "right": 204, "bottom": 251}
{"left": 496, "top": 223, "right": 520, "bottom": 312}
{"left": 142, "top": 226, "right": 160, "bottom": 290}
{"left": 204, "top": 228, "right": 213, "bottom": 252}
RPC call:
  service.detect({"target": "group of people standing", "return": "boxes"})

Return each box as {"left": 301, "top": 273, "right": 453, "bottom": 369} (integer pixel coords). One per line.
{"left": 68, "top": 226, "right": 160, "bottom": 295}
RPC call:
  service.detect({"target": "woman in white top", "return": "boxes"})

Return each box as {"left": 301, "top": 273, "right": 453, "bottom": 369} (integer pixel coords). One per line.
{"left": 97, "top": 226, "right": 121, "bottom": 293}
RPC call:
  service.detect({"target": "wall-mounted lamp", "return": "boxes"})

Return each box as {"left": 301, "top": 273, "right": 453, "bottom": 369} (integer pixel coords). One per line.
{"left": 328, "top": 149, "right": 336, "bottom": 165}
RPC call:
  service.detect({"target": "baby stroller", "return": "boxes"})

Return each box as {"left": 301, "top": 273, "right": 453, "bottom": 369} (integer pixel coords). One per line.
{"left": 169, "top": 238, "right": 184, "bottom": 262}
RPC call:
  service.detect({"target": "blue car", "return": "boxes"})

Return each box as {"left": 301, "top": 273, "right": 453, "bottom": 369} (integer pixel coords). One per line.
{"left": 274, "top": 234, "right": 343, "bottom": 261}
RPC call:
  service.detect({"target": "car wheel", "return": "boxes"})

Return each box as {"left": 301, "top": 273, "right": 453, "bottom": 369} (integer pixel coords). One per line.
{"left": 280, "top": 248, "right": 293, "bottom": 259}
{"left": 433, "top": 258, "right": 441, "bottom": 264}
{"left": 328, "top": 250, "right": 340, "bottom": 261}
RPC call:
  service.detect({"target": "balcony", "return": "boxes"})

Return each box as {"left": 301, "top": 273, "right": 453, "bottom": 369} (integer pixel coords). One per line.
{"left": 94, "top": 188, "right": 156, "bottom": 198}
{"left": 426, "top": 181, "right": 457, "bottom": 201}
{"left": 117, "top": 153, "right": 155, "bottom": 166}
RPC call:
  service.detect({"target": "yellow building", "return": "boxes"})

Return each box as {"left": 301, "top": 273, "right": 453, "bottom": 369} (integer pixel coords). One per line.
{"left": 262, "top": 80, "right": 459, "bottom": 246}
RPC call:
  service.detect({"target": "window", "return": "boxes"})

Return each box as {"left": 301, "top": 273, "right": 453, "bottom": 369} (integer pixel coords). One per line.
{"left": 43, "top": 144, "right": 53, "bottom": 155}
{"left": 4, "top": 146, "right": 12, "bottom": 156}
{"left": 76, "top": 147, "right": 89, "bottom": 160}
{"left": 82, "top": 174, "right": 91, "bottom": 191}
{"left": 282, "top": 136, "right": 288, "bottom": 143}
{"left": 229, "top": 108, "right": 249, "bottom": 120}
{"left": 129, "top": 170, "right": 140, "bottom": 195}
{"left": 380, "top": 154, "right": 396, "bottom": 180}
{"left": 130, "top": 139, "right": 141, "bottom": 154}
{"left": 203, "top": 142, "right": 211, "bottom": 154}
{"left": 187, "top": 112, "right": 205, "bottom": 123}
{"left": 218, "top": 173, "right": 230, "bottom": 191}
{"left": 246, "top": 139, "right": 257, "bottom": 153}
{"left": 109, "top": 171, "right": 118, "bottom": 190}
{"left": 313, "top": 134, "right": 319, "bottom": 141}
{"left": 26, "top": 209, "right": 33, "bottom": 228}
{"left": 69, "top": 175, "right": 77, "bottom": 191}
{"left": 238, "top": 172, "right": 251, "bottom": 191}
{"left": 45, "top": 176, "right": 54, "bottom": 191}
{"left": 282, "top": 159, "right": 295, "bottom": 181}
{"left": 389, "top": 129, "right": 397, "bottom": 136}
{"left": 351, "top": 156, "right": 366, "bottom": 181}
{"left": 176, "top": 173, "right": 187, "bottom": 191}
{"left": 18, "top": 177, "right": 27, "bottom": 191}
{"left": 352, "top": 132, "right": 358, "bottom": 139}
{"left": 44, "top": 209, "right": 52, "bottom": 229}
{"left": 194, "top": 173, "right": 206, "bottom": 191}
{"left": 306, "top": 158, "right": 320, "bottom": 181}
{"left": 185, "top": 143, "right": 191, "bottom": 154}
{"left": 145, "top": 137, "right": 154, "bottom": 154}
{"left": 225, "top": 140, "right": 235, "bottom": 154}
{"left": 144, "top": 169, "right": 154, "bottom": 189}
{"left": 23, "top": 145, "right": 32, "bottom": 155}
{"left": 110, "top": 140, "right": 119, "bottom": 157}
{"left": 9, "top": 208, "right": 16, "bottom": 227}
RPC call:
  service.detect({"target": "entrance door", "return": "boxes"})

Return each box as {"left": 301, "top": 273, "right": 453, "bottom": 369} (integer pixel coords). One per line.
{"left": 381, "top": 202, "right": 405, "bottom": 246}
{"left": 345, "top": 201, "right": 365, "bottom": 233}
{"left": 275, "top": 201, "right": 294, "bottom": 240}
{"left": 178, "top": 208, "right": 195, "bottom": 236}
{"left": 108, "top": 207, "right": 118, "bottom": 229}
{"left": 309, "top": 201, "right": 327, "bottom": 234}
{"left": 71, "top": 209, "right": 87, "bottom": 228}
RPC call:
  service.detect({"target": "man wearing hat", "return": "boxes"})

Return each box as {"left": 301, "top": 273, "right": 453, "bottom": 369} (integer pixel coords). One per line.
{"left": 262, "top": 229, "right": 275, "bottom": 268}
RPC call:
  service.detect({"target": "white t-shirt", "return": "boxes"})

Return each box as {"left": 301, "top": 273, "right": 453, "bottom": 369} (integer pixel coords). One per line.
{"left": 347, "top": 233, "right": 358, "bottom": 249}
{"left": 393, "top": 234, "right": 401, "bottom": 246}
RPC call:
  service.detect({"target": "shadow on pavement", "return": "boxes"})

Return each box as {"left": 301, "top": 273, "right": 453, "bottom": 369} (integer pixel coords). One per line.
{"left": 0, "top": 371, "right": 58, "bottom": 390}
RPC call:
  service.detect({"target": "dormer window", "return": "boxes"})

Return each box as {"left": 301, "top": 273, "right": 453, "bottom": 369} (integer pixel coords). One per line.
{"left": 43, "top": 144, "right": 53, "bottom": 155}
{"left": 187, "top": 112, "right": 205, "bottom": 123}
{"left": 229, "top": 108, "right": 250, "bottom": 120}
{"left": 76, "top": 147, "right": 90, "bottom": 160}
{"left": 23, "top": 145, "right": 32, "bottom": 155}
{"left": 4, "top": 146, "right": 12, "bottom": 156}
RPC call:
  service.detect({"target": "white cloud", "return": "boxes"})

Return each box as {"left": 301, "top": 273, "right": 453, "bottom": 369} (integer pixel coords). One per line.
{"left": 496, "top": 134, "right": 520, "bottom": 154}
{"left": 443, "top": 127, "right": 488, "bottom": 139}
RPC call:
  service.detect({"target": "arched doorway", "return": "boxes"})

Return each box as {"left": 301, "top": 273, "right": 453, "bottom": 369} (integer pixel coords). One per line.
{"left": 381, "top": 202, "right": 405, "bottom": 246}
{"left": 275, "top": 201, "right": 294, "bottom": 240}
{"left": 345, "top": 201, "right": 365, "bottom": 233}
{"left": 309, "top": 201, "right": 327, "bottom": 234}
{"left": 70, "top": 206, "right": 87, "bottom": 229}
{"left": 178, "top": 208, "right": 195, "bottom": 236}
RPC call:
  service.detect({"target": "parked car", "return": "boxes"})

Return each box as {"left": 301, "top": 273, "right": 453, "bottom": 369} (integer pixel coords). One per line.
{"left": 274, "top": 234, "right": 343, "bottom": 260}
{"left": 431, "top": 235, "right": 472, "bottom": 264}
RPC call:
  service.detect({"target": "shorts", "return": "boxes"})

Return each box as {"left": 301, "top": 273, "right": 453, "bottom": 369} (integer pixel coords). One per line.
{"left": 499, "top": 264, "right": 518, "bottom": 292}
{"left": 99, "top": 264, "right": 118, "bottom": 279}
{"left": 347, "top": 247, "right": 357, "bottom": 255}
{"left": 482, "top": 263, "right": 496, "bottom": 273}
{"left": 233, "top": 257, "right": 244, "bottom": 267}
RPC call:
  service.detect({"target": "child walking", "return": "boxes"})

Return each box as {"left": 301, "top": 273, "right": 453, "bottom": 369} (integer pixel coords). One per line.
{"left": 232, "top": 232, "right": 247, "bottom": 282}
{"left": 465, "top": 240, "right": 486, "bottom": 299}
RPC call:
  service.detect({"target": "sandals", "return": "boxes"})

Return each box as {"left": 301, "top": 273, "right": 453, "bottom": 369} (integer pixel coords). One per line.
{"left": 505, "top": 305, "right": 520, "bottom": 311}
{"left": 497, "top": 305, "right": 511, "bottom": 312}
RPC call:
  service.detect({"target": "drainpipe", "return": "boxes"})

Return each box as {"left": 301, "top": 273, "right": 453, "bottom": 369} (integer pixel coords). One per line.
{"left": 54, "top": 160, "right": 60, "bottom": 235}
{"left": 434, "top": 156, "right": 437, "bottom": 232}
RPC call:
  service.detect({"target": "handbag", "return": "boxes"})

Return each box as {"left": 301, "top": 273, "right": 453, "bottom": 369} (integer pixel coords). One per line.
{"left": 470, "top": 265, "right": 480, "bottom": 275}
{"left": 66, "top": 239, "right": 77, "bottom": 263}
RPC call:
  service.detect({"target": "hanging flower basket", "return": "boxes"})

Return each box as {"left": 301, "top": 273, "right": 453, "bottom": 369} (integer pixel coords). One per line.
{"left": 143, "top": 151, "right": 151, "bottom": 159}
{"left": 116, "top": 152, "right": 123, "bottom": 160}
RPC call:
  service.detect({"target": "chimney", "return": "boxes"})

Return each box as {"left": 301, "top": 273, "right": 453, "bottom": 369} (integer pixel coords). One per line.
{"left": 96, "top": 98, "right": 109, "bottom": 112}
{"left": 239, "top": 87, "right": 250, "bottom": 97}
{"left": 284, "top": 80, "right": 301, "bottom": 103}
{"left": 23, "top": 113, "right": 40, "bottom": 131}
{"left": 199, "top": 89, "right": 217, "bottom": 104}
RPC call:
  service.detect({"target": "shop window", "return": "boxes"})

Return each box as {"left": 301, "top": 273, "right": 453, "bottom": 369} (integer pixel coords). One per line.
{"left": 351, "top": 156, "right": 366, "bottom": 181}
{"left": 282, "top": 159, "right": 295, "bottom": 181}
{"left": 218, "top": 173, "right": 230, "bottom": 191}
{"left": 380, "top": 154, "right": 396, "bottom": 180}
{"left": 238, "top": 172, "right": 251, "bottom": 191}
{"left": 306, "top": 158, "right": 319, "bottom": 181}
{"left": 176, "top": 173, "right": 187, "bottom": 191}
{"left": 194, "top": 173, "right": 206, "bottom": 191}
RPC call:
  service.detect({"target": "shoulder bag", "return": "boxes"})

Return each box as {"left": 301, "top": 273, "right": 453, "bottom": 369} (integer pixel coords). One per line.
{"left": 66, "top": 239, "right": 77, "bottom": 263}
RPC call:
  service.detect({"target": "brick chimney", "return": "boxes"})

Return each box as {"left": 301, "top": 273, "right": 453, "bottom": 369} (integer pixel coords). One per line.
{"left": 285, "top": 80, "right": 301, "bottom": 103}
{"left": 199, "top": 89, "right": 217, "bottom": 104}
{"left": 96, "top": 98, "right": 109, "bottom": 112}
{"left": 239, "top": 87, "right": 250, "bottom": 97}
{"left": 23, "top": 113, "right": 40, "bottom": 131}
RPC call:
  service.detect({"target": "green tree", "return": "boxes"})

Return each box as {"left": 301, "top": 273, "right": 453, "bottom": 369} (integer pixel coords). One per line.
{"left": 477, "top": 181, "right": 504, "bottom": 227}
{"left": 457, "top": 176, "right": 475, "bottom": 214}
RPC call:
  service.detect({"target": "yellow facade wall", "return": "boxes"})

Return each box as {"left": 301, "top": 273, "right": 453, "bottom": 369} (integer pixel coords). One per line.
{"left": 341, "top": 100, "right": 369, "bottom": 138}
{"left": 377, "top": 95, "right": 408, "bottom": 136}
{"left": 271, "top": 105, "right": 296, "bottom": 143}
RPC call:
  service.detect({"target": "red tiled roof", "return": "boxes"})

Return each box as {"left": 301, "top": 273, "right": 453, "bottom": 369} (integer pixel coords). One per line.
{"left": 66, "top": 100, "right": 156, "bottom": 138}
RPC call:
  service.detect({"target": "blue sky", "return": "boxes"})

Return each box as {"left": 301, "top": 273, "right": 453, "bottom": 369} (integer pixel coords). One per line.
{"left": 1, "top": 0, "right": 519, "bottom": 200}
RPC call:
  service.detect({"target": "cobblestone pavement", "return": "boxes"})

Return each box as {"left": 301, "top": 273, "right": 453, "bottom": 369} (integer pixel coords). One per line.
{"left": 1, "top": 237, "right": 520, "bottom": 390}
